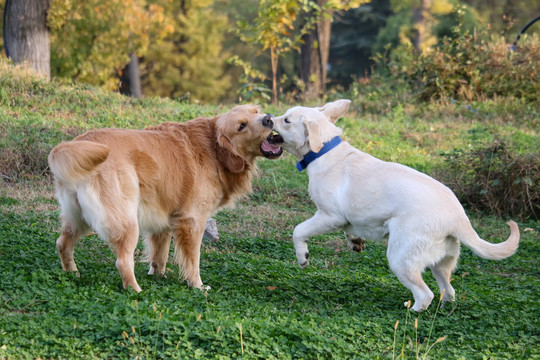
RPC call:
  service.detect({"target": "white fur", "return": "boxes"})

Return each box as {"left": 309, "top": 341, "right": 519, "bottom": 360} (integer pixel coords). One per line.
{"left": 273, "top": 99, "right": 520, "bottom": 311}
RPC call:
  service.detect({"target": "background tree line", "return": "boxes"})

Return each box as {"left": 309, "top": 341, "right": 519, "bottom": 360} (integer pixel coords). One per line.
{"left": 0, "top": 0, "right": 538, "bottom": 104}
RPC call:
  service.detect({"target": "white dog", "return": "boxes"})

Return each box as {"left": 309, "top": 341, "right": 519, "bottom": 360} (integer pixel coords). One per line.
{"left": 269, "top": 99, "right": 520, "bottom": 311}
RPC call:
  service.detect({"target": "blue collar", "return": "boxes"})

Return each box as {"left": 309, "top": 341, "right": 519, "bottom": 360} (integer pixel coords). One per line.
{"left": 296, "top": 136, "right": 342, "bottom": 171}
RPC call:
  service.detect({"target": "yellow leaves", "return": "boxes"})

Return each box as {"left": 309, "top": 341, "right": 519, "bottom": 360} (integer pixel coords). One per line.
{"left": 244, "top": 0, "right": 305, "bottom": 56}
{"left": 278, "top": 16, "right": 295, "bottom": 31}
{"left": 48, "top": 0, "right": 73, "bottom": 30}
{"left": 290, "top": 9, "right": 297, "bottom": 21}
{"left": 163, "top": 24, "right": 175, "bottom": 35}
{"left": 431, "top": 0, "right": 453, "bottom": 15}
{"left": 328, "top": 0, "right": 370, "bottom": 11}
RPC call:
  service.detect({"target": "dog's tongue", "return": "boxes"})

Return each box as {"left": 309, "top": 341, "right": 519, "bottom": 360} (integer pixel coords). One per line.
{"left": 261, "top": 139, "right": 281, "bottom": 154}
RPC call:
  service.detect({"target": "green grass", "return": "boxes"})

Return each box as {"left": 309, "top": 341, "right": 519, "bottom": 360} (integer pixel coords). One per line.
{"left": 0, "top": 178, "right": 539, "bottom": 359}
{"left": 1, "top": 60, "right": 539, "bottom": 359}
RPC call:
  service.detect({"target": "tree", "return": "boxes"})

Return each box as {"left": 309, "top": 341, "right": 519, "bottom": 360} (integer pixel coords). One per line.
{"left": 373, "top": 0, "right": 455, "bottom": 56}
{"left": 299, "top": 0, "right": 369, "bottom": 100}
{"left": 412, "top": 0, "right": 433, "bottom": 54}
{"left": 47, "top": 0, "right": 172, "bottom": 91}
{"left": 4, "top": 0, "right": 50, "bottom": 79}
{"left": 329, "top": 0, "right": 392, "bottom": 87}
{"left": 139, "top": 0, "right": 231, "bottom": 103}
{"left": 236, "top": 0, "right": 305, "bottom": 104}
{"left": 128, "top": 54, "right": 142, "bottom": 99}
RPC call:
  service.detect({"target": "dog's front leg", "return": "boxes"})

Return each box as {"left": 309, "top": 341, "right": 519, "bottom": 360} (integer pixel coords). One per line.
{"left": 293, "top": 211, "right": 345, "bottom": 268}
{"left": 172, "top": 217, "right": 206, "bottom": 289}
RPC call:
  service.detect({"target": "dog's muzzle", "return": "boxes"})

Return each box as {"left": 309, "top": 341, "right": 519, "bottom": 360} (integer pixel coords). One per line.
{"left": 260, "top": 125, "right": 284, "bottom": 159}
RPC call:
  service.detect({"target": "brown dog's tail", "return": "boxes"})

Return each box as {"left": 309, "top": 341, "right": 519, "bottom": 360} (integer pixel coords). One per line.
{"left": 458, "top": 220, "right": 520, "bottom": 260}
{"left": 48, "top": 140, "right": 110, "bottom": 184}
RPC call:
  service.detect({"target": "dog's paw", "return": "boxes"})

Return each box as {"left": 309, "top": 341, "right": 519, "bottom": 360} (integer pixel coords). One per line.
{"left": 298, "top": 252, "right": 310, "bottom": 268}
{"left": 408, "top": 301, "right": 430, "bottom": 312}
{"left": 348, "top": 237, "right": 366, "bottom": 253}
{"left": 148, "top": 262, "right": 166, "bottom": 276}
{"left": 351, "top": 244, "right": 365, "bottom": 252}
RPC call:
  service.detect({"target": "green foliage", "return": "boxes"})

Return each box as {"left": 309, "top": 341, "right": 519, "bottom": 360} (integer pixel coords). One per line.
{"left": 48, "top": 0, "right": 172, "bottom": 90}
{"left": 436, "top": 141, "right": 540, "bottom": 220}
{"left": 46, "top": 0, "right": 231, "bottom": 102}
{"left": 374, "top": 0, "right": 467, "bottom": 55}
{"left": 226, "top": 56, "right": 272, "bottom": 103}
{"left": 462, "top": 0, "right": 540, "bottom": 34}
{"left": 139, "top": 0, "right": 232, "bottom": 103}
{"left": 432, "top": 3, "right": 478, "bottom": 39}
{"left": 385, "top": 24, "right": 540, "bottom": 102}
{"left": 235, "top": 0, "right": 308, "bottom": 103}
{"left": 329, "top": 2, "right": 392, "bottom": 87}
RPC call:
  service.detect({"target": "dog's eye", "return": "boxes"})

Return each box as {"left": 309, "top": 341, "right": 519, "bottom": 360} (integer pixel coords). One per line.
{"left": 284, "top": 118, "right": 290, "bottom": 124}
{"left": 238, "top": 123, "right": 247, "bottom": 131}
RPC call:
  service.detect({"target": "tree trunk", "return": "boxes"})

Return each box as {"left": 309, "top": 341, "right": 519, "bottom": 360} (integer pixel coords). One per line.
{"left": 300, "top": 27, "right": 321, "bottom": 101}
{"left": 413, "top": 0, "right": 432, "bottom": 54}
{"left": 317, "top": 7, "right": 333, "bottom": 96}
{"left": 5, "top": 0, "right": 50, "bottom": 79}
{"left": 270, "top": 46, "right": 278, "bottom": 104}
{"left": 128, "top": 54, "right": 142, "bottom": 99}
{"left": 299, "top": 0, "right": 333, "bottom": 101}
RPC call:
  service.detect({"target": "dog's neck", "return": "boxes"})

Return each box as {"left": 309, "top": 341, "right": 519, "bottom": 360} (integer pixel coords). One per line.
{"left": 296, "top": 136, "right": 342, "bottom": 171}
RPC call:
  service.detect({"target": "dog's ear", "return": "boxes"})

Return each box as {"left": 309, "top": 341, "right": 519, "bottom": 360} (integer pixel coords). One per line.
{"left": 318, "top": 99, "right": 351, "bottom": 123}
{"left": 303, "top": 116, "right": 324, "bottom": 153}
{"left": 217, "top": 135, "right": 246, "bottom": 173}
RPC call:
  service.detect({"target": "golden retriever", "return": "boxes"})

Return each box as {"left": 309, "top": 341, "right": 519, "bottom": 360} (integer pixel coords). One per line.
{"left": 48, "top": 105, "right": 283, "bottom": 292}
{"left": 270, "top": 99, "right": 519, "bottom": 311}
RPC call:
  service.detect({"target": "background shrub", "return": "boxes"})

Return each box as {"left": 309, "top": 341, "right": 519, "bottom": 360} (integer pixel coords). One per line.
{"left": 435, "top": 141, "right": 539, "bottom": 221}
{"left": 387, "top": 27, "right": 540, "bottom": 103}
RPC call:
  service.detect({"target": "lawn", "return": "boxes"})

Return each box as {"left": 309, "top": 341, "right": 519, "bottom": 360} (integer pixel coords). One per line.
{"left": 0, "top": 61, "right": 539, "bottom": 359}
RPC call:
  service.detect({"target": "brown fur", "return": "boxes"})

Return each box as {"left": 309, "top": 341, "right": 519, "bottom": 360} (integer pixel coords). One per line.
{"left": 48, "top": 105, "right": 277, "bottom": 292}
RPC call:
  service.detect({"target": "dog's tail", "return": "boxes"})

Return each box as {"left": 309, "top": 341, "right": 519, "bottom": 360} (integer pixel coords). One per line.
{"left": 458, "top": 220, "right": 519, "bottom": 260}
{"left": 48, "top": 140, "right": 110, "bottom": 184}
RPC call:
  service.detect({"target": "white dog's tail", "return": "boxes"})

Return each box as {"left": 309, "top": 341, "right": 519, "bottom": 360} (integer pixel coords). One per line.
{"left": 458, "top": 220, "right": 520, "bottom": 260}
{"left": 48, "top": 140, "right": 110, "bottom": 184}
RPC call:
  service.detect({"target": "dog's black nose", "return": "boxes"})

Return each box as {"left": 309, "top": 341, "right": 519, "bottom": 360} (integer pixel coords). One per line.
{"left": 262, "top": 114, "right": 273, "bottom": 128}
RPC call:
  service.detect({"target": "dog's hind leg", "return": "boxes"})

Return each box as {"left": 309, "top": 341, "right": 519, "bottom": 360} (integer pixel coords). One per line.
{"left": 56, "top": 189, "right": 89, "bottom": 272}
{"left": 293, "top": 210, "right": 346, "bottom": 268}
{"left": 112, "top": 222, "right": 142, "bottom": 292}
{"left": 387, "top": 240, "right": 434, "bottom": 311}
{"left": 430, "top": 258, "right": 457, "bottom": 305}
{"left": 430, "top": 239, "right": 459, "bottom": 304}
{"left": 145, "top": 232, "right": 172, "bottom": 276}
{"left": 390, "top": 261, "right": 434, "bottom": 312}
{"left": 172, "top": 217, "right": 205, "bottom": 289}
{"left": 57, "top": 225, "right": 84, "bottom": 272}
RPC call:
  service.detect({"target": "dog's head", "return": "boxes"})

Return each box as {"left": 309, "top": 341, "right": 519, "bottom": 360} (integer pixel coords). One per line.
{"left": 269, "top": 99, "right": 351, "bottom": 159}
{"left": 216, "top": 104, "right": 283, "bottom": 172}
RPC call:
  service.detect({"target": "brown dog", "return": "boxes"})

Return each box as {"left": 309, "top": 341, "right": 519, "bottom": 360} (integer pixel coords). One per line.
{"left": 48, "top": 105, "right": 283, "bottom": 292}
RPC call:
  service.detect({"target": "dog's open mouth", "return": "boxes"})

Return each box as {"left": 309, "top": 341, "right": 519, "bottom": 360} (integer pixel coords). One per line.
{"left": 260, "top": 131, "right": 284, "bottom": 159}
